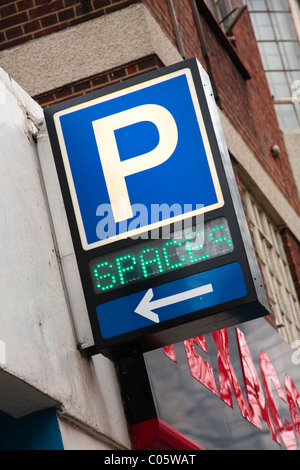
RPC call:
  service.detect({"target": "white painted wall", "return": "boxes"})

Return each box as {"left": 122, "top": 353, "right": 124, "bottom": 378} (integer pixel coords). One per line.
{"left": 0, "top": 68, "right": 131, "bottom": 450}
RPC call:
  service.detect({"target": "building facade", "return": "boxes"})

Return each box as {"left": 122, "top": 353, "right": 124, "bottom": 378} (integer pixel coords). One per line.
{"left": 0, "top": 0, "right": 300, "bottom": 450}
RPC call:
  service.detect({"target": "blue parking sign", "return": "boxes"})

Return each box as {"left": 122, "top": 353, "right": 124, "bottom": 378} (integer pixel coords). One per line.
{"left": 45, "top": 58, "right": 269, "bottom": 358}
{"left": 54, "top": 68, "right": 224, "bottom": 250}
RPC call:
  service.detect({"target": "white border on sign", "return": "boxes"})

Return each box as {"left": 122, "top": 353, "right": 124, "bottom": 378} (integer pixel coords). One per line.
{"left": 54, "top": 68, "right": 224, "bottom": 251}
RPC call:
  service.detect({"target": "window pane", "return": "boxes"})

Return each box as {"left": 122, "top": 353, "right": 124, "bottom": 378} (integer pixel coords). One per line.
{"left": 266, "top": 70, "right": 291, "bottom": 96}
{"left": 215, "top": 0, "right": 232, "bottom": 17}
{"left": 288, "top": 72, "right": 300, "bottom": 116}
{"left": 266, "top": 0, "right": 290, "bottom": 11}
{"left": 241, "top": 186, "right": 300, "bottom": 345}
{"left": 271, "top": 12, "right": 297, "bottom": 39}
{"left": 287, "top": 70, "right": 300, "bottom": 85}
{"left": 216, "top": 0, "right": 234, "bottom": 29}
{"left": 251, "top": 12, "right": 275, "bottom": 39}
{"left": 278, "top": 41, "right": 300, "bottom": 69}
{"left": 258, "top": 41, "right": 283, "bottom": 69}
{"left": 274, "top": 103, "right": 299, "bottom": 128}
{"left": 248, "top": 0, "right": 267, "bottom": 10}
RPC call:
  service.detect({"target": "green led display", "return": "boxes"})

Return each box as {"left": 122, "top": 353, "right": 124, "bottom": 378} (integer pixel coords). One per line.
{"left": 89, "top": 217, "right": 233, "bottom": 294}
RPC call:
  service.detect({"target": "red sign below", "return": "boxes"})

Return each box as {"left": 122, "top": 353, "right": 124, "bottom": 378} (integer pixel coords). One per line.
{"left": 118, "top": 317, "right": 300, "bottom": 450}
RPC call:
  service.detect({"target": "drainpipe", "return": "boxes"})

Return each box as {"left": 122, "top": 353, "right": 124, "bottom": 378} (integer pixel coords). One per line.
{"left": 167, "top": 0, "right": 186, "bottom": 58}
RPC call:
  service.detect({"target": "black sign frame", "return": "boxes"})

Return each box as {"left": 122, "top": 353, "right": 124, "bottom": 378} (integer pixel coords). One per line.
{"left": 44, "top": 58, "right": 269, "bottom": 359}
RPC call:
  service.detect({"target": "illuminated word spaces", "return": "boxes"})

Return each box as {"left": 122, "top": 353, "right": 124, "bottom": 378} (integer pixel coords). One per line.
{"left": 90, "top": 217, "right": 233, "bottom": 293}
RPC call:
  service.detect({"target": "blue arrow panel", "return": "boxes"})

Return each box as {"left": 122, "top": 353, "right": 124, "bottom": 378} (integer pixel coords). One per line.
{"left": 97, "top": 262, "right": 247, "bottom": 339}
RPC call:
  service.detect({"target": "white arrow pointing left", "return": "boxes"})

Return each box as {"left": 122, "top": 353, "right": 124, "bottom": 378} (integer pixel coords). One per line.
{"left": 135, "top": 283, "right": 213, "bottom": 323}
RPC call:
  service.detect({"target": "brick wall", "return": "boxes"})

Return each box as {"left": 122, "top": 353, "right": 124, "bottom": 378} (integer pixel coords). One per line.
{"left": 0, "top": 0, "right": 139, "bottom": 51}
{"left": 143, "top": 0, "right": 204, "bottom": 62}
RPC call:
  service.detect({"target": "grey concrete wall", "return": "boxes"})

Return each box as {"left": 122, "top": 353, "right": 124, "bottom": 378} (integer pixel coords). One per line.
{"left": 0, "top": 67, "right": 131, "bottom": 450}
{"left": 0, "top": 4, "right": 182, "bottom": 97}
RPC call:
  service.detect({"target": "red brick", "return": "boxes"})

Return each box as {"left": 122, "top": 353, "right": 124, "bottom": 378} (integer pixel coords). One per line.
{"left": 64, "top": 0, "right": 77, "bottom": 6}
{"left": 33, "top": 22, "right": 65, "bottom": 38}
{"left": 73, "top": 80, "right": 91, "bottom": 92}
{"left": 105, "top": 0, "right": 138, "bottom": 14}
{"left": 93, "top": 0, "right": 111, "bottom": 8}
{"left": 5, "top": 25, "right": 23, "bottom": 40}
{"left": 137, "top": 56, "right": 159, "bottom": 70}
{"left": 0, "top": 3, "right": 17, "bottom": 17}
{"left": 0, "top": 0, "right": 16, "bottom": 5}
{"left": 58, "top": 7, "right": 74, "bottom": 21}
{"left": 54, "top": 85, "right": 74, "bottom": 99}
{"left": 40, "top": 13, "right": 58, "bottom": 27}
{"left": 126, "top": 64, "right": 138, "bottom": 75}
{"left": 17, "top": 0, "right": 34, "bottom": 11}
{"left": 29, "top": 0, "right": 64, "bottom": 19}
{"left": 91, "top": 74, "right": 109, "bottom": 86}
{"left": 34, "top": 0, "right": 53, "bottom": 5}
{"left": 109, "top": 68, "right": 126, "bottom": 80}
{"left": 23, "top": 19, "right": 41, "bottom": 34}
{"left": 35, "top": 92, "right": 55, "bottom": 105}
{"left": 0, "top": 11, "right": 28, "bottom": 30}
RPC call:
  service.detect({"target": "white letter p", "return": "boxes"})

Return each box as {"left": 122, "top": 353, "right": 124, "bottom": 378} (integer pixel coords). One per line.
{"left": 92, "top": 104, "right": 178, "bottom": 223}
